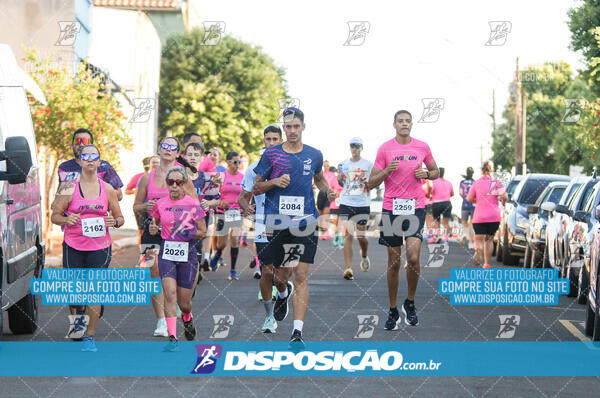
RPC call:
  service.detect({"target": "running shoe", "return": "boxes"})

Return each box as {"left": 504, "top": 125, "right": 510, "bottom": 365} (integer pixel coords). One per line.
{"left": 384, "top": 308, "right": 400, "bottom": 330}
{"left": 360, "top": 256, "right": 371, "bottom": 272}
{"left": 289, "top": 329, "right": 306, "bottom": 351}
{"left": 202, "top": 258, "right": 210, "bottom": 272}
{"left": 228, "top": 270, "right": 239, "bottom": 280}
{"left": 163, "top": 335, "right": 179, "bottom": 352}
{"left": 197, "top": 271, "right": 203, "bottom": 283}
{"left": 261, "top": 316, "right": 278, "bottom": 333}
{"left": 182, "top": 316, "right": 197, "bottom": 341}
{"left": 253, "top": 267, "right": 262, "bottom": 279}
{"left": 473, "top": 250, "right": 482, "bottom": 267}
{"left": 219, "top": 257, "right": 226, "bottom": 267}
{"left": 338, "top": 236, "right": 345, "bottom": 248}
{"left": 443, "top": 234, "right": 449, "bottom": 243}
{"left": 319, "top": 230, "right": 331, "bottom": 240}
{"left": 483, "top": 264, "right": 492, "bottom": 269}
{"left": 402, "top": 299, "right": 419, "bottom": 326}
{"left": 209, "top": 255, "right": 220, "bottom": 272}
{"left": 273, "top": 282, "right": 294, "bottom": 321}
{"left": 468, "top": 241, "right": 474, "bottom": 250}
{"left": 427, "top": 236, "right": 436, "bottom": 244}
{"left": 240, "top": 234, "right": 249, "bottom": 247}
{"left": 258, "top": 286, "right": 278, "bottom": 301}
{"left": 81, "top": 335, "right": 98, "bottom": 352}
{"left": 458, "top": 235, "right": 468, "bottom": 247}
{"left": 343, "top": 269, "right": 354, "bottom": 280}
{"left": 153, "top": 318, "right": 169, "bottom": 337}
{"left": 249, "top": 258, "right": 257, "bottom": 269}
{"left": 332, "top": 234, "right": 340, "bottom": 247}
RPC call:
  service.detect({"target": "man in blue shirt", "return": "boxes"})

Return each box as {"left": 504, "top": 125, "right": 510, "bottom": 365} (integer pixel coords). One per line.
{"left": 253, "top": 108, "right": 335, "bottom": 349}
{"left": 238, "top": 124, "right": 283, "bottom": 333}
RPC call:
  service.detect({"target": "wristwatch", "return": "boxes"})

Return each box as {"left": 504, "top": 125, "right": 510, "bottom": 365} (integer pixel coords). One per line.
{"left": 426, "top": 171, "right": 430, "bottom": 179}
{"left": 114, "top": 218, "right": 120, "bottom": 228}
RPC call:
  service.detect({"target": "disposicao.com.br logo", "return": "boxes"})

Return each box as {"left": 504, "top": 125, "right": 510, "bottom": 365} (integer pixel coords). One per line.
{"left": 191, "top": 345, "right": 442, "bottom": 375}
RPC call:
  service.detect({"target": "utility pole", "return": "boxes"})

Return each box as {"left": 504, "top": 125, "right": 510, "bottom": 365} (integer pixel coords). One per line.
{"left": 487, "top": 89, "right": 496, "bottom": 167}
{"left": 521, "top": 91, "right": 527, "bottom": 174}
{"left": 514, "top": 58, "right": 523, "bottom": 175}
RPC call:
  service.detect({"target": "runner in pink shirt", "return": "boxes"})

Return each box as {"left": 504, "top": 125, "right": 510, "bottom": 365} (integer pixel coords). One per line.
{"left": 421, "top": 178, "right": 433, "bottom": 238}
{"left": 368, "top": 109, "right": 439, "bottom": 329}
{"left": 209, "top": 151, "right": 245, "bottom": 280}
{"left": 429, "top": 167, "right": 455, "bottom": 243}
{"left": 467, "top": 160, "right": 508, "bottom": 268}
{"left": 149, "top": 166, "right": 206, "bottom": 351}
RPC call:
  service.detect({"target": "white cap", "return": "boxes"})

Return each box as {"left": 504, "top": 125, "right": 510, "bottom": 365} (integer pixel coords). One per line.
{"left": 349, "top": 137, "right": 363, "bottom": 146}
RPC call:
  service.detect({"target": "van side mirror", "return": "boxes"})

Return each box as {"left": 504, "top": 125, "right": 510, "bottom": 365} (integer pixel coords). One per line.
{"left": 0, "top": 137, "right": 32, "bottom": 184}
{"left": 541, "top": 202, "right": 556, "bottom": 212}
{"left": 573, "top": 210, "right": 591, "bottom": 224}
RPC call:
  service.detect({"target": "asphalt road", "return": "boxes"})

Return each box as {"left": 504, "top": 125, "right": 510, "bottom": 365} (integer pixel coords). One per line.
{"left": 1, "top": 237, "right": 599, "bottom": 397}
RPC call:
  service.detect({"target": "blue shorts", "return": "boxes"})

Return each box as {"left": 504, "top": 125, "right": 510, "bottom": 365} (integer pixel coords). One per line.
{"left": 157, "top": 240, "right": 198, "bottom": 289}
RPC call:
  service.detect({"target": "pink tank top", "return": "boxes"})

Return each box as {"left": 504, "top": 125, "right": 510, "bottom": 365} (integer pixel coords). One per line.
{"left": 146, "top": 169, "right": 169, "bottom": 213}
{"left": 64, "top": 180, "right": 111, "bottom": 251}
{"left": 217, "top": 170, "right": 244, "bottom": 212}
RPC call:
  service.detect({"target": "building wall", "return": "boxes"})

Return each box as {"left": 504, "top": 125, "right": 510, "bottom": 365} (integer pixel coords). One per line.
{"left": 88, "top": 7, "right": 161, "bottom": 230}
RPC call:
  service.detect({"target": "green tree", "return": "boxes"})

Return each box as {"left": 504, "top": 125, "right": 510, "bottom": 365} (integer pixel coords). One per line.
{"left": 23, "top": 48, "right": 131, "bottom": 250}
{"left": 159, "top": 30, "right": 288, "bottom": 156}
{"left": 568, "top": 0, "right": 600, "bottom": 94}
{"left": 491, "top": 61, "right": 596, "bottom": 174}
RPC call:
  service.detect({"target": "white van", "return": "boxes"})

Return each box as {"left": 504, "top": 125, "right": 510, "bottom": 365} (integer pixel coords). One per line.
{"left": 0, "top": 44, "right": 45, "bottom": 337}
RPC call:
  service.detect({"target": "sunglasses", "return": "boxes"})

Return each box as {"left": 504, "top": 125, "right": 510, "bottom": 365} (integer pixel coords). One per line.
{"left": 166, "top": 179, "right": 185, "bottom": 186}
{"left": 75, "top": 137, "right": 91, "bottom": 146}
{"left": 350, "top": 144, "right": 362, "bottom": 149}
{"left": 229, "top": 160, "right": 240, "bottom": 165}
{"left": 161, "top": 142, "right": 179, "bottom": 151}
{"left": 80, "top": 153, "right": 100, "bottom": 162}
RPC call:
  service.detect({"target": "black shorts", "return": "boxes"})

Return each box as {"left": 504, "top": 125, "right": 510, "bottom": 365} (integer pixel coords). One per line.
{"left": 378, "top": 208, "right": 426, "bottom": 247}
{"left": 473, "top": 222, "right": 500, "bottom": 236}
{"left": 255, "top": 242, "right": 271, "bottom": 266}
{"left": 425, "top": 204, "right": 433, "bottom": 215}
{"left": 432, "top": 201, "right": 452, "bottom": 219}
{"left": 461, "top": 207, "right": 474, "bottom": 222}
{"left": 265, "top": 226, "right": 319, "bottom": 267}
{"left": 338, "top": 204, "right": 370, "bottom": 226}
{"left": 63, "top": 242, "right": 112, "bottom": 268}
{"left": 330, "top": 207, "right": 339, "bottom": 215}
{"left": 316, "top": 190, "right": 329, "bottom": 211}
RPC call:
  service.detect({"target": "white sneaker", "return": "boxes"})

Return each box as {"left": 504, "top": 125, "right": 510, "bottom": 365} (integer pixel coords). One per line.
{"left": 253, "top": 268, "right": 262, "bottom": 280}
{"left": 360, "top": 256, "right": 371, "bottom": 272}
{"left": 261, "top": 315, "right": 278, "bottom": 333}
{"left": 468, "top": 242, "right": 474, "bottom": 250}
{"left": 153, "top": 318, "right": 169, "bottom": 337}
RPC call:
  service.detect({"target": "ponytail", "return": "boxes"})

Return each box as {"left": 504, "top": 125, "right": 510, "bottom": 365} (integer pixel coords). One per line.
{"left": 176, "top": 155, "right": 198, "bottom": 174}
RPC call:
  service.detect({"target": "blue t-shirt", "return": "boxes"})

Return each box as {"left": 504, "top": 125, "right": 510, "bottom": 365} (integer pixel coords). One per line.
{"left": 460, "top": 178, "right": 475, "bottom": 210}
{"left": 192, "top": 174, "right": 206, "bottom": 200}
{"left": 253, "top": 144, "right": 323, "bottom": 229}
{"left": 241, "top": 160, "right": 267, "bottom": 243}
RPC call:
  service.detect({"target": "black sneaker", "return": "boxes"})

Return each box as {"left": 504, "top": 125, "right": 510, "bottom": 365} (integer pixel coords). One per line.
{"left": 202, "top": 259, "right": 209, "bottom": 272}
{"left": 182, "top": 316, "right": 197, "bottom": 340}
{"left": 384, "top": 308, "right": 400, "bottom": 330}
{"left": 402, "top": 299, "right": 419, "bottom": 326}
{"left": 273, "top": 282, "right": 294, "bottom": 322}
{"left": 249, "top": 258, "right": 257, "bottom": 269}
{"left": 288, "top": 329, "right": 306, "bottom": 351}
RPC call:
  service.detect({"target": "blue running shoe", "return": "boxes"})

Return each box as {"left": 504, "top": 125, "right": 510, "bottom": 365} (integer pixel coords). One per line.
{"left": 228, "top": 270, "right": 239, "bottom": 280}
{"left": 81, "top": 335, "right": 98, "bottom": 352}
{"left": 209, "top": 255, "right": 220, "bottom": 272}
{"left": 163, "top": 335, "right": 179, "bottom": 352}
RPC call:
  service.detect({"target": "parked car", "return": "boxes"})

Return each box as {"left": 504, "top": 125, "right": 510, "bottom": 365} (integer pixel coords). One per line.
{"left": 545, "top": 176, "right": 589, "bottom": 271}
{"left": 496, "top": 174, "right": 571, "bottom": 266}
{"left": 524, "top": 181, "right": 568, "bottom": 268}
{"left": 584, "top": 202, "right": 600, "bottom": 340}
{"left": 565, "top": 180, "right": 600, "bottom": 304}
{"left": 553, "top": 176, "right": 599, "bottom": 297}
{"left": 0, "top": 44, "right": 45, "bottom": 337}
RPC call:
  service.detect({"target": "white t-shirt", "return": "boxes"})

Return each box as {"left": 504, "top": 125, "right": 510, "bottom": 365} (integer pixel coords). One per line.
{"left": 338, "top": 158, "right": 373, "bottom": 207}
{"left": 241, "top": 160, "right": 267, "bottom": 243}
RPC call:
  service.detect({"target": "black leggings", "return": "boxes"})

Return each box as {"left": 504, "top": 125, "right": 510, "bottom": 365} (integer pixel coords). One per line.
{"left": 63, "top": 242, "right": 112, "bottom": 268}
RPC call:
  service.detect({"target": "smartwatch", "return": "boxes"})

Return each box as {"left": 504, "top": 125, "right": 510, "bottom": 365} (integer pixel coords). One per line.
{"left": 426, "top": 170, "right": 430, "bottom": 179}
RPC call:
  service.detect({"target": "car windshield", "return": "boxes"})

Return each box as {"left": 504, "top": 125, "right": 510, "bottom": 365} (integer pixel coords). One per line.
{"left": 518, "top": 180, "right": 551, "bottom": 205}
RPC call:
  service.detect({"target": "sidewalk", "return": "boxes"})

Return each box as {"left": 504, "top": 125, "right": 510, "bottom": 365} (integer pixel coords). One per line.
{"left": 45, "top": 228, "right": 139, "bottom": 267}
